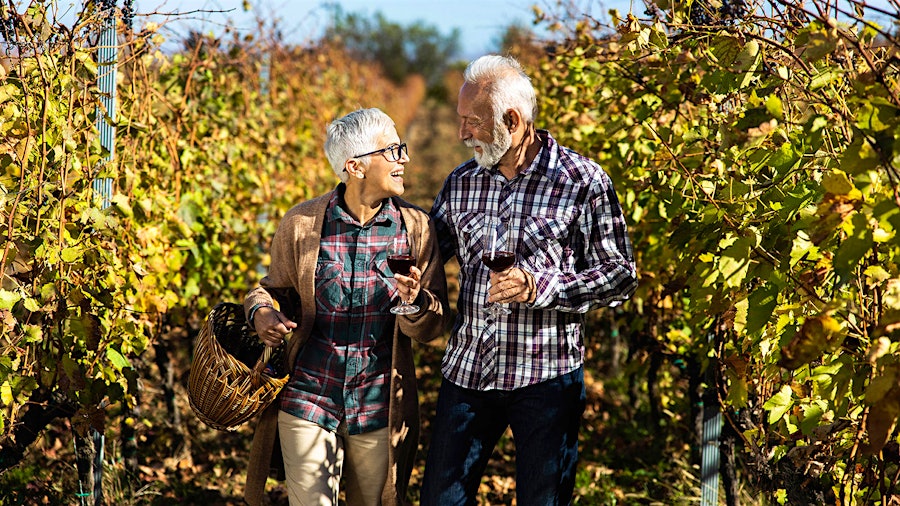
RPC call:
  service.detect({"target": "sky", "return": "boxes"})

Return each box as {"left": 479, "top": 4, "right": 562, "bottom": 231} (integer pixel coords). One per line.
{"left": 135, "top": 0, "right": 625, "bottom": 58}
{"left": 50, "top": 0, "right": 897, "bottom": 59}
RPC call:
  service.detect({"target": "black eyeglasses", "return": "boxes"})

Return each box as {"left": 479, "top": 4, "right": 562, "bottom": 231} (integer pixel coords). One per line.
{"left": 353, "top": 143, "right": 408, "bottom": 162}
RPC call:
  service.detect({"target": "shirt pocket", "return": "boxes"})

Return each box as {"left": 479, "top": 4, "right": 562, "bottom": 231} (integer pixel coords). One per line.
{"left": 372, "top": 257, "right": 397, "bottom": 312}
{"left": 315, "top": 260, "right": 351, "bottom": 313}
{"left": 521, "top": 213, "right": 576, "bottom": 272}
{"left": 456, "top": 211, "right": 486, "bottom": 269}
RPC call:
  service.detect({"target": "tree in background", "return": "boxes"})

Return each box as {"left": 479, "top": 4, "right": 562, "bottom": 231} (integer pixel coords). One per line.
{"left": 324, "top": 8, "right": 461, "bottom": 100}
{"left": 496, "top": 22, "right": 546, "bottom": 69}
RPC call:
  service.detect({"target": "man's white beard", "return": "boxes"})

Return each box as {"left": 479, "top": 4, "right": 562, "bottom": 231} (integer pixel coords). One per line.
{"left": 466, "top": 123, "right": 512, "bottom": 168}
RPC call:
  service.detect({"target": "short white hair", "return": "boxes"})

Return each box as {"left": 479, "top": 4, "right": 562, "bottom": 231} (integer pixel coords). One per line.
{"left": 324, "top": 108, "right": 396, "bottom": 183}
{"left": 464, "top": 54, "right": 537, "bottom": 126}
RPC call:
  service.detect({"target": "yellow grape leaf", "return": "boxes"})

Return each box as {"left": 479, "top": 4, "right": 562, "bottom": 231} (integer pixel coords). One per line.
{"left": 0, "top": 381, "right": 12, "bottom": 406}
{"left": 822, "top": 170, "right": 854, "bottom": 195}
{"left": 733, "top": 297, "right": 749, "bottom": 334}
{"left": 61, "top": 247, "right": 82, "bottom": 263}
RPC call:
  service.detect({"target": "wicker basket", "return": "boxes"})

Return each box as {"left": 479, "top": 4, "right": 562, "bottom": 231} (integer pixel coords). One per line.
{"left": 188, "top": 302, "right": 289, "bottom": 431}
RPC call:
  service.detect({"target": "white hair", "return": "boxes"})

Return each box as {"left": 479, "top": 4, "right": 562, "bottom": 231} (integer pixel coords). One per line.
{"left": 324, "top": 108, "right": 396, "bottom": 183}
{"left": 463, "top": 54, "right": 537, "bottom": 126}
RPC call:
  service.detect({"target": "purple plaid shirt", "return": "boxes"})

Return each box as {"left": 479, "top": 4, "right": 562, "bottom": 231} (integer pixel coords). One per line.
{"left": 280, "top": 188, "right": 404, "bottom": 434}
{"left": 430, "top": 130, "right": 638, "bottom": 391}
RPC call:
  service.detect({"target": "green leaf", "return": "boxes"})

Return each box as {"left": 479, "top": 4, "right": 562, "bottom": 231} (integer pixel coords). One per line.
{"left": 811, "top": 357, "right": 851, "bottom": 401}
{"left": 800, "top": 401, "right": 826, "bottom": 436}
{"left": 769, "top": 142, "right": 800, "bottom": 172}
{"left": 110, "top": 194, "right": 134, "bottom": 219}
{"left": 790, "top": 231, "right": 818, "bottom": 267}
{"left": 808, "top": 70, "right": 841, "bottom": 91}
{"left": 0, "top": 380, "right": 12, "bottom": 405}
{"left": 733, "top": 40, "right": 760, "bottom": 72}
{"left": 746, "top": 283, "right": 778, "bottom": 335}
{"left": 864, "top": 265, "right": 890, "bottom": 285}
{"left": 709, "top": 33, "right": 741, "bottom": 67}
{"left": 23, "top": 325, "right": 42, "bottom": 343}
{"left": 833, "top": 214, "right": 874, "bottom": 285}
{"left": 61, "top": 247, "right": 82, "bottom": 263}
{"left": 0, "top": 289, "right": 21, "bottom": 310}
{"left": 821, "top": 170, "right": 855, "bottom": 195}
{"left": 855, "top": 102, "right": 895, "bottom": 132}
{"left": 866, "top": 372, "right": 897, "bottom": 405}
{"left": 764, "top": 385, "right": 794, "bottom": 425}
{"left": 803, "top": 27, "right": 838, "bottom": 62}
{"left": 23, "top": 297, "right": 40, "bottom": 312}
{"left": 106, "top": 348, "right": 131, "bottom": 371}
{"left": 0, "top": 83, "right": 19, "bottom": 105}
{"left": 840, "top": 137, "right": 881, "bottom": 175}
{"left": 718, "top": 237, "right": 752, "bottom": 288}
{"left": 765, "top": 94, "right": 783, "bottom": 120}
{"left": 725, "top": 372, "right": 748, "bottom": 408}
{"left": 733, "top": 297, "right": 749, "bottom": 334}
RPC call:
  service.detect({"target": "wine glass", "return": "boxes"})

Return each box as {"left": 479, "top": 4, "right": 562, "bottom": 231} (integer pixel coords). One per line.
{"left": 387, "top": 237, "right": 420, "bottom": 315}
{"left": 481, "top": 217, "right": 514, "bottom": 317}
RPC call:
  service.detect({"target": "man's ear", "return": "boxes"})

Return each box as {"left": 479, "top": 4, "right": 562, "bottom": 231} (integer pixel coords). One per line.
{"left": 505, "top": 110, "right": 521, "bottom": 131}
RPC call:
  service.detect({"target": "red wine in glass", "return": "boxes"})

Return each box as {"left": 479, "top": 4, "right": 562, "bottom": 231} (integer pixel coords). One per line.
{"left": 482, "top": 218, "right": 513, "bottom": 316}
{"left": 389, "top": 238, "right": 419, "bottom": 315}
{"left": 481, "top": 251, "right": 516, "bottom": 272}
{"left": 387, "top": 254, "right": 415, "bottom": 275}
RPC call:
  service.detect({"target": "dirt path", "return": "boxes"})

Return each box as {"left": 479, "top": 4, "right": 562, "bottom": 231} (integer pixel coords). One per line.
{"left": 401, "top": 97, "right": 471, "bottom": 211}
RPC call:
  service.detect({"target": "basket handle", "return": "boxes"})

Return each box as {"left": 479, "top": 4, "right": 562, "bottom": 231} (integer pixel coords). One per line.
{"left": 251, "top": 346, "right": 274, "bottom": 375}
{"left": 251, "top": 333, "right": 290, "bottom": 375}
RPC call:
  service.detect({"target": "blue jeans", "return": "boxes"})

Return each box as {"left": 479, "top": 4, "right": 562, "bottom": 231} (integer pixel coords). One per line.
{"left": 421, "top": 367, "right": 586, "bottom": 506}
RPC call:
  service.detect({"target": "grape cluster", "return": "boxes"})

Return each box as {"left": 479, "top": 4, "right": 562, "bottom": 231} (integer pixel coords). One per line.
{"left": 689, "top": 0, "right": 749, "bottom": 26}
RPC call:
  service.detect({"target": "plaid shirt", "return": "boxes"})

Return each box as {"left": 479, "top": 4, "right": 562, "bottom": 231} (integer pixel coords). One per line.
{"left": 280, "top": 189, "right": 404, "bottom": 434}
{"left": 430, "top": 130, "right": 638, "bottom": 391}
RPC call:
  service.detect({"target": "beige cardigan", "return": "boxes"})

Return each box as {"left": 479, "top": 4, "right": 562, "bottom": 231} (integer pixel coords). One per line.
{"left": 242, "top": 191, "right": 449, "bottom": 506}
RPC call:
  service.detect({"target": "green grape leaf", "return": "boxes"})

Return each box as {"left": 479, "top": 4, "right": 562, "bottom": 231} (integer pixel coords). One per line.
{"left": 764, "top": 385, "right": 794, "bottom": 425}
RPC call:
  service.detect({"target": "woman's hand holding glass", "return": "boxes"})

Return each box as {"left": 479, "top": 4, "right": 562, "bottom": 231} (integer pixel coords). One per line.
{"left": 393, "top": 265, "right": 422, "bottom": 313}
{"left": 389, "top": 237, "right": 421, "bottom": 315}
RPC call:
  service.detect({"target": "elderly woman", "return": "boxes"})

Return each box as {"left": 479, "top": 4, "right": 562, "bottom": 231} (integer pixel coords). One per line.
{"left": 243, "top": 108, "right": 450, "bottom": 506}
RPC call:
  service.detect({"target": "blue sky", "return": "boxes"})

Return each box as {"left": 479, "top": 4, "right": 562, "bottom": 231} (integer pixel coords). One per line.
{"left": 139, "top": 0, "right": 624, "bottom": 58}
{"left": 57, "top": 0, "right": 893, "bottom": 60}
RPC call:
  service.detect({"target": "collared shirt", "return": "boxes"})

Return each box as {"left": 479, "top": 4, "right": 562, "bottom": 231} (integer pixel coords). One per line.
{"left": 280, "top": 187, "right": 404, "bottom": 434}
{"left": 430, "top": 130, "right": 638, "bottom": 391}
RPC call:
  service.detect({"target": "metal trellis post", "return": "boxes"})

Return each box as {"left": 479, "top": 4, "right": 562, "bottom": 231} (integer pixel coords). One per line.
{"left": 700, "top": 400, "right": 722, "bottom": 505}
{"left": 93, "top": 0, "right": 117, "bottom": 209}
{"left": 700, "top": 330, "right": 722, "bottom": 506}
{"left": 77, "top": 2, "right": 118, "bottom": 505}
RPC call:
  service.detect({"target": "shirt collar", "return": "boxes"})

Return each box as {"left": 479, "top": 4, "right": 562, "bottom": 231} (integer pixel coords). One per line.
{"left": 328, "top": 184, "right": 398, "bottom": 228}
{"left": 532, "top": 129, "right": 558, "bottom": 179}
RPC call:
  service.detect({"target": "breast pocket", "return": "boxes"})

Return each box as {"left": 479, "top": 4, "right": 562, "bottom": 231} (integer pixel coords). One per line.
{"left": 521, "top": 214, "right": 575, "bottom": 272}
{"left": 315, "top": 260, "right": 351, "bottom": 313}
{"left": 456, "top": 212, "right": 486, "bottom": 269}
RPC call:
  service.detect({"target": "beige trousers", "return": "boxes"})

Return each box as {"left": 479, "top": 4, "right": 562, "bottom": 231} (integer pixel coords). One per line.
{"left": 277, "top": 410, "right": 389, "bottom": 506}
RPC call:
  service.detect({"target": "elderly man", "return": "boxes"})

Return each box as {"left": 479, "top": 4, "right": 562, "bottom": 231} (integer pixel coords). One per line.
{"left": 423, "top": 55, "right": 638, "bottom": 505}
{"left": 244, "top": 107, "right": 450, "bottom": 506}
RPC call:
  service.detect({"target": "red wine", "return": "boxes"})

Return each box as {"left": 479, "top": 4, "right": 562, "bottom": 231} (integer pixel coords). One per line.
{"left": 387, "top": 254, "right": 415, "bottom": 275}
{"left": 481, "top": 251, "right": 515, "bottom": 272}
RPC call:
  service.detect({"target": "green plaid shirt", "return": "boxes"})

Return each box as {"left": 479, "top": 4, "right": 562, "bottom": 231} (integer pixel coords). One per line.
{"left": 280, "top": 187, "right": 404, "bottom": 434}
